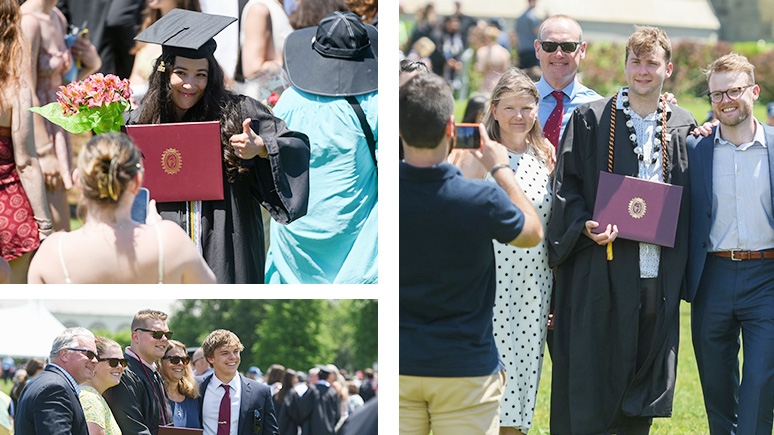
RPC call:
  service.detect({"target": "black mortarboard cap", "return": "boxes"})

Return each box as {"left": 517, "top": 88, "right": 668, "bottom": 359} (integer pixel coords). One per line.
{"left": 134, "top": 8, "right": 236, "bottom": 59}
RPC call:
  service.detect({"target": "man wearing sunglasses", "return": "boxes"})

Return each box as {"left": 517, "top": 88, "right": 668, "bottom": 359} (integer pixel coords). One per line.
{"left": 533, "top": 15, "right": 601, "bottom": 151}
{"left": 686, "top": 53, "right": 774, "bottom": 435}
{"left": 15, "top": 327, "right": 97, "bottom": 435}
{"left": 104, "top": 309, "right": 173, "bottom": 435}
{"left": 197, "top": 329, "right": 278, "bottom": 435}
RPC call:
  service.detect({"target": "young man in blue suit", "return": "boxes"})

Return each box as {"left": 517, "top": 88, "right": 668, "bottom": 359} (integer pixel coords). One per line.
{"left": 198, "top": 330, "right": 279, "bottom": 435}
{"left": 686, "top": 52, "right": 774, "bottom": 435}
{"left": 15, "top": 327, "right": 97, "bottom": 435}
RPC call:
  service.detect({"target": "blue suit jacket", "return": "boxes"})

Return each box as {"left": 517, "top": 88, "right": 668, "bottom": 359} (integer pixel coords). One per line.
{"left": 197, "top": 373, "right": 279, "bottom": 435}
{"left": 14, "top": 365, "right": 88, "bottom": 435}
{"left": 685, "top": 124, "right": 774, "bottom": 302}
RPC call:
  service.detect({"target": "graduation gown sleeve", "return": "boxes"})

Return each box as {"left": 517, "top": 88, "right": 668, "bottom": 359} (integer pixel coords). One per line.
{"left": 239, "top": 95, "right": 310, "bottom": 224}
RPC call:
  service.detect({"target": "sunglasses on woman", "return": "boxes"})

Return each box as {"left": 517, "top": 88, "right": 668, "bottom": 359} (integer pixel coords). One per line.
{"left": 162, "top": 356, "right": 191, "bottom": 365}
{"left": 98, "top": 357, "right": 128, "bottom": 368}
{"left": 539, "top": 40, "right": 581, "bottom": 53}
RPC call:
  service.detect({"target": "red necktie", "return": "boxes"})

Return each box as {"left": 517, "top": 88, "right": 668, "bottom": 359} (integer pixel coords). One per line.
{"left": 218, "top": 384, "right": 230, "bottom": 435}
{"left": 544, "top": 90, "right": 565, "bottom": 150}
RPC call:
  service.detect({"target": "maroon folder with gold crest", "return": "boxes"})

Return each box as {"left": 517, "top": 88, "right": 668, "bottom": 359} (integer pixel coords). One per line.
{"left": 124, "top": 121, "right": 224, "bottom": 202}
{"left": 591, "top": 172, "right": 683, "bottom": 247}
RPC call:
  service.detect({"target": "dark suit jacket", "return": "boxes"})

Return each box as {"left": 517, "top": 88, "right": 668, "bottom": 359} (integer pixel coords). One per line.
{"left": 685, "top": 125, "right": 774, "bottom": 302}
{"left": 14, "top": 365, "right": 88, "bottom": 435}
{"left": 103, "top": 354, "right": 172, "bottom": 435}
{"left": 197, "top": 374, "right": 279, "bottom": 435}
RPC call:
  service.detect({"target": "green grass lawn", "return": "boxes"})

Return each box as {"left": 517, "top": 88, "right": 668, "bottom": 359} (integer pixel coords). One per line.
{"left": 529, "top": 301, "right": 711, "bottom": 434}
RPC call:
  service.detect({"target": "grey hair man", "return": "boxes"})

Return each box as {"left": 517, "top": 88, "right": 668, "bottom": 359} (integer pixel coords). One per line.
{"left": 15, "top": 327, "right": 97, "bottom": 435}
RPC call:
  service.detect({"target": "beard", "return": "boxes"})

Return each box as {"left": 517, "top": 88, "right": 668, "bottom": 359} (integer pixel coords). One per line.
{"left": 714, "top": 102, "right": 751, "bottom": 127}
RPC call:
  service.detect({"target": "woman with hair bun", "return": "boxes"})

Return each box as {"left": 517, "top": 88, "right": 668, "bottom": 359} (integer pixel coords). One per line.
{"left": 27, "top": 132, "right": 216, "bottom": 284}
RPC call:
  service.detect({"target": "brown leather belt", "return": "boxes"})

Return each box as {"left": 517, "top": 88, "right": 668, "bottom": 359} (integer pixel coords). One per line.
{"left": 712, "top": 250, "right": 774, "bottom": 261}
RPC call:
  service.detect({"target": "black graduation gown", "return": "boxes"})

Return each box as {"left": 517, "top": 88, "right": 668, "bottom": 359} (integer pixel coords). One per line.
{"left": 546, "top": 96, "right": 696, "bottom": 434}
{"left": 127, "top": 95, "right": 310, "bottom": 283}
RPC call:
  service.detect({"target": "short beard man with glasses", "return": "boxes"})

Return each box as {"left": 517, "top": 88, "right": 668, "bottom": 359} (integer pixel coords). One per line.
{"left": 686, "top": 52, "right": 774, "bottom": 435}
{"left": 104, "top": 309, "right": 173, "bottom": 435}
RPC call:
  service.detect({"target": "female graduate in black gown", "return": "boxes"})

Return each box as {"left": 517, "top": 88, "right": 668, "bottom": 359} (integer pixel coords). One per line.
{"left": 128, "top": 9, "right": 309, "bottom": 283}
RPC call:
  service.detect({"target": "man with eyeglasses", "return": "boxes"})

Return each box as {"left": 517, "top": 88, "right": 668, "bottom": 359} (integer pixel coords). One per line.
{"left": 15, "top": 327, "right": 97, "bottom": 435}
{"left": 197, "top": 329, "right": 278, "bottom": 435}
{"left": 686, "top": 52, "right": 774, "bottom": 435}
{"left": 104, "top": 309, "right": 173, "bottom": 435}
{"left": 547, "top": 26, "right": 697, "bottom": 434}
{"left": 534, "top": 14, "right": 602, "bottom": 151}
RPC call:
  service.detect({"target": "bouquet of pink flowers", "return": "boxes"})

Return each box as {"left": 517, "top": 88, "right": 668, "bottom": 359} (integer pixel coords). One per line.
{"left": 30, "top": 73, "right": 132, "bottom": 134}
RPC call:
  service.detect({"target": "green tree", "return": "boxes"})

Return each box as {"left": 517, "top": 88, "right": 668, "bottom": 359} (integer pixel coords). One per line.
{"left": 166, "top": 299, "right": 377, "bottom": 376}
{"left": 169, "top": 300, "right": 268, "bottom": 353}
{"left": 253, "top": 299, "right": 334, "bottom": 372}
{"left": 351, "top": 299, "right": 378, "bottom": 371}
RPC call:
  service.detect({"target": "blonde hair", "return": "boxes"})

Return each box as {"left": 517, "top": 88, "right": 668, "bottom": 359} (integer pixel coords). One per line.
{"left": 161, "top": 340, "right": 200, "bottom": 399}
{"left": 95, "top": 336, "right": 122, "bottom": 357}
{"left": 201, "top": 329, "right": 244, "bottom": 359}
{"left": 702, "top": 52, "right": 755, "bottom": 84}
{"left": 625, "top": 25, "right": 672, "bottom": 63}
{"left": 77, "top": 133, "right": 143, "bottom": 217}
{"left": 482, "top": 68, "right": 554, "bottom": 172}
{"left": 130, "top": 309, "right": 169, "bottom": 331}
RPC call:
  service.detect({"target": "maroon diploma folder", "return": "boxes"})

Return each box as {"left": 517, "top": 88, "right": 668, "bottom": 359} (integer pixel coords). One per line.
{"left": 591, "top": 172, "right": 683, "bottom": 247}
{"left": 158, "top": 427, "right": 203, "bottom": 435}
{"left": 124, "top": 121, "right": 224, "bottom": 202}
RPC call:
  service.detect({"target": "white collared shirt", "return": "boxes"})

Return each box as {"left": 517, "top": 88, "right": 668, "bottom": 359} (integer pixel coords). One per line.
{"left": 202, "top": 374, "right": 241, "bottom": 435}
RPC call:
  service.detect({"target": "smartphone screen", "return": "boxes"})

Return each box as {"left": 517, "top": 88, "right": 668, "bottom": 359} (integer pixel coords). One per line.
{"left": 455, "top": 123, "right": 481, "bottom": 149}
{"left": 131, "top": 188, "right": 150, "bottom": 223}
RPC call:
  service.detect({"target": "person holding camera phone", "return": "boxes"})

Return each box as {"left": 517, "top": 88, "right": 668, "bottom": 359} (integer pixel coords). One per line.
{"left": 27, "top": 132, "right": 216, "bottom": 283}
{"left": 198, "top": 329, "right": 278, "bottom": 435}
{"left": 400, "top": 72, "right": 543, "bottom": 434}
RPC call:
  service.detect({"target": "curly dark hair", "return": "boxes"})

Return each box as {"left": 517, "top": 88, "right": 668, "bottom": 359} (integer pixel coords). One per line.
{"left": 136, "top": 53, "right": 248, "bottom": 182}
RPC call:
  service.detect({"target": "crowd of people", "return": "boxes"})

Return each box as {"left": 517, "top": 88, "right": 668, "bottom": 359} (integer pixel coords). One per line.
{"left": 0, "top": 0, "right": 378, "bottom": 284}
{"left": 400, "top": 6, "right": 774, "bottom": 435}
{"left": 3, "top": 308, "right": 378, "bottom": 435}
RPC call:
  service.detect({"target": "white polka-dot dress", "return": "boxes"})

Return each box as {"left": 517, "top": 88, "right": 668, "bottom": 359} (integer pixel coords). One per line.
{"left": 489, "top": 149, "right": 552, "bottom": 432}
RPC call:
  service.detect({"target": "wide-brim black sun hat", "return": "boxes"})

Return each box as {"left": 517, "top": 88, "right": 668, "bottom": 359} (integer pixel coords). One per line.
{"left": 283, "top": 11, "right": 378, "bottom": 97}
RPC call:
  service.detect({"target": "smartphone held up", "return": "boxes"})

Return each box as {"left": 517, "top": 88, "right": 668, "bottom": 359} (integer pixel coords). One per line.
{"left": 454, "top": 123, "right": 481, "bottom": 149}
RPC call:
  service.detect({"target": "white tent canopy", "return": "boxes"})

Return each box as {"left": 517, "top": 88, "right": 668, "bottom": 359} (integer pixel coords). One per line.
{"left": 0, "top": 300, "right": 67, "bottom": 358}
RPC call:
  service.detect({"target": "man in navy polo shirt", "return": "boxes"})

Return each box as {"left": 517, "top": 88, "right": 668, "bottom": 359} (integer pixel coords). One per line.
{"left": 399, "top": 73, "right": 543, "bottom": 435}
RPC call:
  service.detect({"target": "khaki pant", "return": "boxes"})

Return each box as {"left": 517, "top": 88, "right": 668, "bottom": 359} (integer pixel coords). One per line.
{"left": 399, "top": 371, "right": 505, "bottom": 435}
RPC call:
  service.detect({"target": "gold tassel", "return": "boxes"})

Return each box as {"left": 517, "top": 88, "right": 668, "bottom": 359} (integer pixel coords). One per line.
{"left": 157, "top": 61, "right": 166, "bottom": 72}
{"left": 606, "top": 241, "right": 614, "bottom": 261}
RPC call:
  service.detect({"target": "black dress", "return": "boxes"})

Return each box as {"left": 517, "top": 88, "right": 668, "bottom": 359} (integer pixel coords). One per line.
{"left": 127, "top": 95, "right": 310, "bottom": 283}
{"left": 546, "top": 95, "right": 697, "bottom": 434}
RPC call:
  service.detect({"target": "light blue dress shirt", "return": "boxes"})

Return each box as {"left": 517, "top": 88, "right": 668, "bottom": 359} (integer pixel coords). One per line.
{"left": 710, "top": 120, "right": 774, "bottom": 251}
{"left": 536, "top": 76, "right": 602, "bottom": 140}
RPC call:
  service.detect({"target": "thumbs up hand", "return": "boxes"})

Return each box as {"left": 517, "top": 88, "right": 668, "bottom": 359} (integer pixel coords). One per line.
{"left": 229, "top": 118, "right": 268, "bottom": 160}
